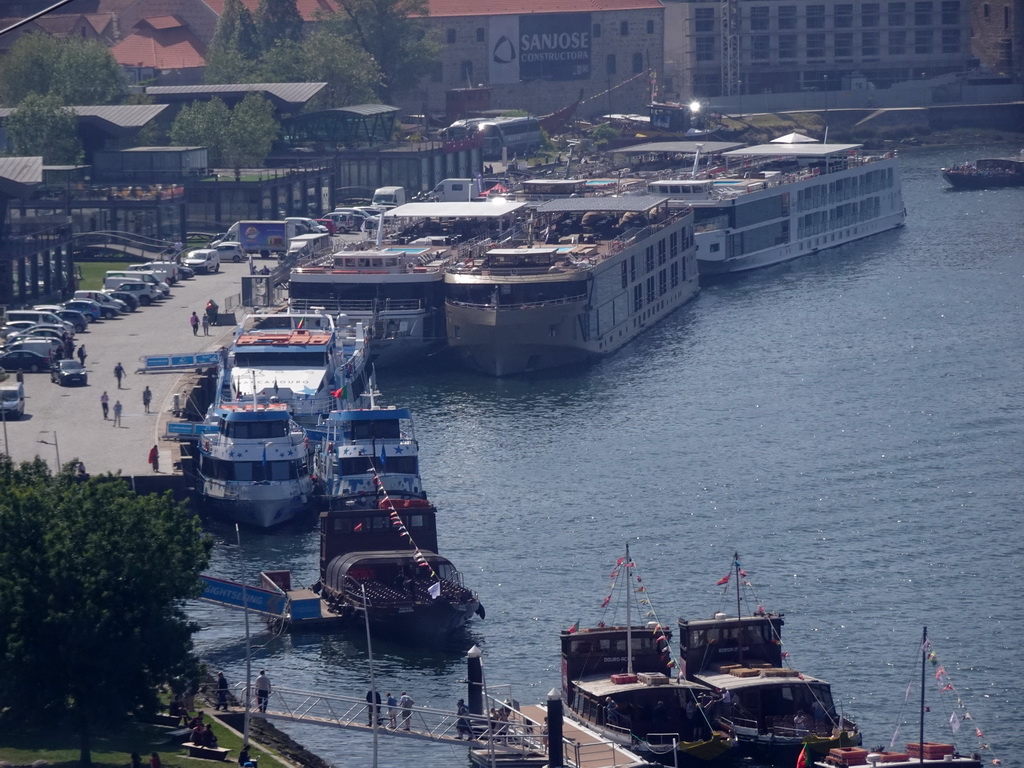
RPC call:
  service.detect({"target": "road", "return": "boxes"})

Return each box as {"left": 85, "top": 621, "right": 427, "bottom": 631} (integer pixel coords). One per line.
{"left": 2, "top": 259, "right": 254, "bottom": 476}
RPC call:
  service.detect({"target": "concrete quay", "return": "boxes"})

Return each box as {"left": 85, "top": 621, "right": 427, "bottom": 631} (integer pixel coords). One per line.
{"left": 2, "top": 259, "right": 253, "bottom": 478}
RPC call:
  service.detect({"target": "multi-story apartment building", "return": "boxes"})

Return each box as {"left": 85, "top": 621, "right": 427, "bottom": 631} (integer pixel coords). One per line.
{"left": 663, "top": 0, "right": 972, "bottom": 99}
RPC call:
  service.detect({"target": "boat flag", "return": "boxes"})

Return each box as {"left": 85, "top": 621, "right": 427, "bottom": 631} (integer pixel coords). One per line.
{"left": 795, "top": 745, "right": 809, "bottom": 768}
{"left": 568, "top": 620, "right": 580, "bottom": 634}
{"left": 716, "top": 573, "right": 731, "bottom": 585}
{"left": 354, "top": 522, "right": 363, "bottom": 531}
{"left": 379, "top": 445, "right": 387, "bottom": 468}
{"left": 331, "top": 385, "right": 346, "bottom": 399}
{"left": 262, "top": 443, "right": 268, "bottom": 467}
{"left": 428, "top": 582, "right": 441, "bottom": 600}
{"left": 950, "top": 712, "right": 961, "bottom": 732}
{"left": 297, "top": 318, "right": 304, "bottom": 329}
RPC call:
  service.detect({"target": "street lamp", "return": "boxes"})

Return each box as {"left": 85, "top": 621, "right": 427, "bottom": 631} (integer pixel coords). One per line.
{"left": 37, "top": 430, "right": 60, "bottom": 469}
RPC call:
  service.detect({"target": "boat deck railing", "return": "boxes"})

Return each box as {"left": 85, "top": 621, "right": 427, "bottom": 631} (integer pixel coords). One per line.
{"left": 289, "top": 298, "right": 426, "bottom": 315}
{"left": 446, "top": 292, "right": 589, "bottom": 312}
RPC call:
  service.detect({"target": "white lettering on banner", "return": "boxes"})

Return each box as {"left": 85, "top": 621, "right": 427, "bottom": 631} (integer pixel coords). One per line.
{"left": 519, "top": 32, "right": 590, "bottom": 51}
{"left": 521, "top": 51, "right": 591, "bottom": 62}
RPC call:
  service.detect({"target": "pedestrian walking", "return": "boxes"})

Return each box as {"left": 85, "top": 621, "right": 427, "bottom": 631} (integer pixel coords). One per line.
{"left": 387, "top": 693, "right": 398, "bottom": 728}
{"left": 205, "top": 300, "right": 218, "bottom": 325}
{"left": 456, "top": 698, "right": 475, "bottom": 740}
{"left": 201, "top": 314, "right": 210, "bottom": 335}
{"left": 114, "top": 362, "right": 126, "bottom": 388}
{"left": 366, "top": 689, "right": 381, "bottom": 726}
{"left": 399, "top": 692, "right": 414, "bottom": 731}
{"left": 255, "top": 670, "right": 271, "bottom": 713}
{"left": 100, "top": 391, "right": 109, "bottom": 419}
{"left": 148, "top": 444, "right": 159, "bottom": 472}
{"left": 77, "top": 344, "right": 86, "bottom": 365}
{"left": 248, "top": 254, "right": 255, "bottom": 274}
{"left": 112, "top": 400, "right": 123, "bottom": 427}
{"left": 190, "top": 311, "right": 199, "bottom": 335}
{"left": 215, "top": 672, "right": 229, "bottom": 711}
{"left": 142, "top": 386, "right": 153, "bottom": 413}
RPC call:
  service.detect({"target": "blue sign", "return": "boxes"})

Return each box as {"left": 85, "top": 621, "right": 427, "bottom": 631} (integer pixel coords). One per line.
{"left": 200, "top": 575, "right": 286, "bottom": 616}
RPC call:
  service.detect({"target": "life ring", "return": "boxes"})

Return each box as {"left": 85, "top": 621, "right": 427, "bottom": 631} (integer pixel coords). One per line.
{"left": 611, "top": 241, "right": 623, "bottom": 254}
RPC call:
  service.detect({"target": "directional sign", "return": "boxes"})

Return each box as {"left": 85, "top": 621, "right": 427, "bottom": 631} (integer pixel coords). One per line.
{"left": 199, "top": 575, "right": 286, "bottom": 617}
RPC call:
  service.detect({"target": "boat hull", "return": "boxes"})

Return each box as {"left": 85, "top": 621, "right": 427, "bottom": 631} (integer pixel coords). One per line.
{"left": 941, "top": 170, "right": 1024, "bottom": 189}
{"left": 199, "top": 482, "right": 312, "bottom": 528}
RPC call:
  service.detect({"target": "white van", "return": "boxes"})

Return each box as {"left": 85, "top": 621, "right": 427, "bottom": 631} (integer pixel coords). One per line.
{"left": 0, "top": 380, "right": 25, "bottom": 420}
{"left": 6, "top": 338, "right": 61, "bottom": 358}
{"left": 105, "top": 270, "right": 170, "bottom": 296}
{"left": 5, "top": 310, "right": 75, "bottom": 334}
{"left": 182, "top": 248, "right": 220, "bottom": 274}
{"left": 103, "top": 279, "right": 160, "bottom": 305}
{"left": 130, "top": 262, "right": 177, "bottom": 285}
{"left": 371, "top": 186, "right": 406, "bottom": 209}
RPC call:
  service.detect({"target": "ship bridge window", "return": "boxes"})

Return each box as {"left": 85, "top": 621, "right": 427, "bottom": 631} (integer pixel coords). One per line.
{"left": 221, "top": 419, "right": 290, "bottom": 439}
{"left": 351, "top": 420, "right": 401, "bottom": 440}
{"left": 235, "top": 351, "right": 329, "bottom": 367}
{"left": 200, "top": 456, "right": 304, "bottom": 481}
{"left": 339, "top": 455, "right": 419, "bottom": 475}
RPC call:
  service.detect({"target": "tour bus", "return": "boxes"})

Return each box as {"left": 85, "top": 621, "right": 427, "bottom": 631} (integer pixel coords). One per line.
{"left": 442, "top": 116, "right": 543, "bottom": 161}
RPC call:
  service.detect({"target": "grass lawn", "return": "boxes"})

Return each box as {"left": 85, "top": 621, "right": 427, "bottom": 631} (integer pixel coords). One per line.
{"left": 76, "top": 260, "right": 134, "bottom": 291}
{"left": 0, "top": 713, "right": 285, "bottom": 767}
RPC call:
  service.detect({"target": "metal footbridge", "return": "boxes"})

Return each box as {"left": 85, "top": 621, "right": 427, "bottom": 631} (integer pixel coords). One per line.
{"left": 228, "top": 687, "right": 650, "bottom": 767}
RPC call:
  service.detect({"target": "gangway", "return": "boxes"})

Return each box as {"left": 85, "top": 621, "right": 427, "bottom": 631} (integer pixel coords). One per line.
{"left": 139, "top": 351, "right": 221, "bottom": 373}
{"left": 520, "top": 703, "right": 652, "bottom": 768}
{"left": 71, "top": 230, "right": 176, "bottom": 260}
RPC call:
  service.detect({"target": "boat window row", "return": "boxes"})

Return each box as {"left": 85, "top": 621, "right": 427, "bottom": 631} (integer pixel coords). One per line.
{"left": 344, "top": 420, "right": 401, "bottom": 440}
{"left": 733, "top": 194, "right": 789, "bottom": 229}
{"left": 796, "top": 198, "right": 881, "bottom": 238}
{"left": 795, "top": 168, "right": 895, "bottom": 212}
{"left": 569, "top": 634, "right": 659, "bottom": 654}
{"left": 200, "top": 455, "right": 307, "bottom": 482}
{"left": 219, "top": 419, "right": 290, "bottom": 439}
{"left": 682, "top": 622, "right": 779, "bottom": 653}
{"left": 338, "top": 455, "right": 418, "bottom": 476}
{"left": 330, "top": 512, "right": 431, "bottom": 532}
{"left": 446, "top": 280, "right": 588, "bottom": 308}
{"left": 234, "top": 351, "right": 331, "bottom": 368}
{"left": 290, "top": 280, "right": 439, "bottom": 304}
{"left": 727, "top": 220, "right": 790, "bottom": 256}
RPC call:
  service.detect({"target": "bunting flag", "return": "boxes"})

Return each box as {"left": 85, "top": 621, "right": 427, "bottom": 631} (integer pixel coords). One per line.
{"left": 716, "top": 573, "right": 731, "bottom": 585}
{"left": 297, "top": 318, "right": 304, "bottom": 329}
{"left": 331, "top": 386, "right": 345, "bottom": 398}
{"left": 354, "top": 522, "right": 363, "bottom": 532}
{"left": 950, "top": 712, "right": 961, "bottom": 733}
{"left": 428, "top": 582, "right": 441, "bottom": 600}
{"left": 795, "top": 745, "right": 809, "bottom": 768}
{"left": 568, "top": 620, "right": 580, "bottom": 634}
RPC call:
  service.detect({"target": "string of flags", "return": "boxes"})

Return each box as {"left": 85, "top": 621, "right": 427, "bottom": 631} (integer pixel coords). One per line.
{"left": 366, "top": 463, "right": 442, "bottom": 596}
{"left": 921, "top": 638, "right": 1002, "bottom": 765}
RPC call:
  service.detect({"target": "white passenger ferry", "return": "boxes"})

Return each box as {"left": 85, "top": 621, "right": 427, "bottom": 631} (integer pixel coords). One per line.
{"left": 444, "top": 195, "right": 700, "bottom": 376}
{"left": 647, "top": 140, "right": 905, "bottom": 275}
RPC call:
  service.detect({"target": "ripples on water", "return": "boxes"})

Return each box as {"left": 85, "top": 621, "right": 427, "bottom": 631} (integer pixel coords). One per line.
{"left": 194, "top": 144, "right": 1023, "bottom": 767}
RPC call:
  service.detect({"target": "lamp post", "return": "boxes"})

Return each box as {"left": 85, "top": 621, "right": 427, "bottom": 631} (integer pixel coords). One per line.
{"left": 37, "top": 430, "right": 60, "bottom": 469}
{"left": 235, "top": 524, "right": 252, "bottom": 750}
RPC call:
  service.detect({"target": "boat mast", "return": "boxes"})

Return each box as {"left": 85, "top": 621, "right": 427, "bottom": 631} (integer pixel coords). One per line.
{"left": 920, "top": 626, "right": 927, "bottom": 764}
{"left": 626, "top": 543, "right": 633, "bottom": 677}
{"left": 734, "top": 552, "right": 743, "bottom": 665}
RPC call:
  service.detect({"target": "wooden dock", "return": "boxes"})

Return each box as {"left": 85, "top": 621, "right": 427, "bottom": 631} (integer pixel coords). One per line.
{"left": 519, "top": 704, "right": 651, "bottom": 768}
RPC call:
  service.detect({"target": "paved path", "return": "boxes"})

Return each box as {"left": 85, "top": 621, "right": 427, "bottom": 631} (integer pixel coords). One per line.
{"left": 2, "top": 260, "right": 251, "bottom": 476}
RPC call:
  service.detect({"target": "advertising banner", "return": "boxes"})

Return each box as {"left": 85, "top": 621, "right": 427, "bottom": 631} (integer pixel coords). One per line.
{"left": 489, "top": 16, "right": 520, "bottom": 84}
{"left": 519, "top": 13, "right": 591, "bottom": 82}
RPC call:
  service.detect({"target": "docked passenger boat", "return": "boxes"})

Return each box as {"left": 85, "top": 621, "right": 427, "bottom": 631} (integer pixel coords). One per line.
{"left": 648, "top": 139, "right": 906, "bottom": 275}
{"left": 561, "top": 545, "right": 733, "bottom": 765}
{"left": 307, "top": 385, "right": 482, "bottom": 639}
{"left": 444, "top": 195, "right": 700, "bottom": 376}
{"left": 195, "top": 402, "right": 314, "bottom": 529}
{"left": 215, "top": 310, "right": 366, "bottom": 427}
{"left": 288, "top": 246, "right": 452, "bottom": 369}
{"left": 677, "top": 553, "right": 860, "bottom": 764}
{"left": 813, "top": 628, "right": 986, "bottom": 768}
{"left": 941, "top": 150, "right": 1024, "bottom": 189}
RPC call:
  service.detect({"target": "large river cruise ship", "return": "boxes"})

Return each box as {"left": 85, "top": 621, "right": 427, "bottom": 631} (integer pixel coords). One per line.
{"left": 444, "top": 195, "right": 699, "bottom": 376}
{"left": 648, "top": 140, "right": 905, "bottom": 275}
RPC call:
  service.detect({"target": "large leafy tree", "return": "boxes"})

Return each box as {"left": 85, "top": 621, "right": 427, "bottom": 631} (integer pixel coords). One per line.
{"left": 0, "top": 32, "right": 126, "bottom": 106}
{"left": 5, "top": 93, "right": 83, "bottom": 164}
{"left": 255, "top": 0, "right": 305, "bottom": 50}
{"left": 333, "top": 0, "right": 441, "bottom": 101}
{"left": 0, "top": 457, "right": 212, "bottom": 766}
{"left": 299, "top": 26, "right": 381, "bottom": 108}
{"left": 170, "top": 95, "right": 279, "bottom": 166}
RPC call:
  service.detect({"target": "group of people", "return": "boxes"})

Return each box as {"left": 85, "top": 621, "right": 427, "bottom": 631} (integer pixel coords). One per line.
{"left": 367, "top": 689, "right": 414, "bottom": 730}
{"left": 189, "top": 300, "right": 219, "bottom": 336}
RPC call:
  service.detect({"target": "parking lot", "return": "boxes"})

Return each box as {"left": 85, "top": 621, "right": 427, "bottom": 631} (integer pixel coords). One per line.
{"left": 1, "top": 257, "right": 254, "bottom": 475}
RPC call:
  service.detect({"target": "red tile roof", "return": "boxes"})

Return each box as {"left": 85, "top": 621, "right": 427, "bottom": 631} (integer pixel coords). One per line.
{"left": 427, "top": 0, "right": 664, "bottom": 16}
{"left": 141, "top": 15, "right": 187, "bottom": 31}
{"left": 110, "top": 24, "right": 207, "bottom": 70}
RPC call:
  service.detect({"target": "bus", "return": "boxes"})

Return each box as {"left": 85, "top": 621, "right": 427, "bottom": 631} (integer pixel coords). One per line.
{"left": 441, "top": 116, "right": 543, "bottom": 161}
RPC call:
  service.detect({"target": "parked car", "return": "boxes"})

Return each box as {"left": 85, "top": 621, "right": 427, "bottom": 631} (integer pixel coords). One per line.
{"left": 213, "top": 241, "right": 245, "bottom": 263}
{"left": 33, "top": 306, "right": 88, "bottom": 332}
{"left": 0, "top": 349, "right": 51, "bottom": 372}
{"left": 62, "top": 299, "right": 103, "bottom": 322}
{"left": 73, "top": 290, "right": 127, "bottom": 317}
{"left": 315, "top": 218, "right": 338, "bottom": 235}
{"left": 6, "top": 337, "right": 62, "bottom": 357}
{"left": 0, "top": 381, "right": 25, "bottom": 419}
{"left": 176, "top": 264, "right": 195, "bottom": 279}
{"left": 183, "top": 248, "right": 220, "bottom": 274}
{"left": 1, "top": 320, "right": 39, "bottom": 339}
{"left": 110, "top": 281, "right": 159, "bottom": 306}
{"left": 6, "top": 327, "right": 68, "bottom": 345}
{"left": 51, "top": 358, "right": 88, "bottom": 386}
{"left": 107, "top": 289, "right": 139, "bottom": 311}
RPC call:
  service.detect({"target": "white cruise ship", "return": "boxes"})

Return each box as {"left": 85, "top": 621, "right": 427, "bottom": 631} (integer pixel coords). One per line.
{"left": 288, "top": 247, "right": 451, "bottom": 369}
{"left": 444, "top": 195, "right": 700, "bottom": 376}
{"left": 648, "top": 140, "right": 905, "bottom": 275}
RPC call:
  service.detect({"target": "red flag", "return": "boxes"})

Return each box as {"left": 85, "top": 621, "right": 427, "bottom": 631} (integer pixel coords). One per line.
{"left": 716, "top": 573, "right": 731, "bottom": 585}
{"left": 568, "top": 620, "right": 580, "bottom": 634}
{"left": 353, "top": 522, "right": 363, "bottom": 531}
{"left": 795, "top": 745, "right": 808, "bottom": 768}
{"left": 331, "top": 387, "right": 344, "bottom": 398}
{"left": 297, "top": 319, "right": 304, "bottom": 329}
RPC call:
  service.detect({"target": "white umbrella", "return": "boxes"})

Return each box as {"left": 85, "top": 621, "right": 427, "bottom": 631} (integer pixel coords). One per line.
{"left": 770, "top": 132, "right": 818, "bottom": 144}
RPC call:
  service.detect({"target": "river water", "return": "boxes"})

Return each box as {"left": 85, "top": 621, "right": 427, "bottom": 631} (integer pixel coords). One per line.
{"left": 191, "top": 143, "right": 1023, "bottom": 768}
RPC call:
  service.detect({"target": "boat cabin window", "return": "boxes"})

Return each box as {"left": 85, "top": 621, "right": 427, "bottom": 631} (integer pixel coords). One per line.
{"left": 220, "top": 418, "right": 289, "bottom": 439}
{"left": 333, "top": 512, "right": 430, "bottom": 532}
{"left": 339, "top": 455, "right": 418, "bottom": 476}
{"left": 235, "top": 350, "right": 330, "bottom": 367}
{"left": 200, "top": 455, "right": 305, "bottom": 481}
{"left": 349, "top": 418, "right": 401, "bottom": 440}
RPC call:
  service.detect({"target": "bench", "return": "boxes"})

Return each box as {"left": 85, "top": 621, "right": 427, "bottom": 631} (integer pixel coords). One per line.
{"left": 183, "top": 742, "right": 230, "bottom": 761}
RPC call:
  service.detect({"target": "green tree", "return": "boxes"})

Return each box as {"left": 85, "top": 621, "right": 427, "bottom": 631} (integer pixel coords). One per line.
{"left": 0, "top": 457, "right": 212, "bottom": 766}
{"left": 5, "top": 93, "right": 83, "bottom": 163}
{"left": 332, "top": 0, "right": 441, "bottom": 101}
{"left": 224, "top": 93, "right": 280, "bottom": 167}
{"left": 0, "top": 33, "right": 126, "bottom": 106}
{"left": 255, "top": 0, "right": 305, "bottom": 50}
{"left": 299, "top": 26, "right": 381, "bottom": 107}
{"left": 169, "top": 97, "right": 232, "bottom": 164}
{"left": 212, "top": 0, "right": 261, "bottom": 59}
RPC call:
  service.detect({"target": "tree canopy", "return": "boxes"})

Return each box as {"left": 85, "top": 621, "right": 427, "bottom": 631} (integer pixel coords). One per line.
{"left": 0, "top": 33, "right": 126, "bottom": 106}
{"left": 170, "top": 94, "right": 279, "bottom": 167}
{"left": 5, "top": 93, "right": 84, "bottom": 164}
{"left": 0, "top": 457, "right": 212, "bottom": 766}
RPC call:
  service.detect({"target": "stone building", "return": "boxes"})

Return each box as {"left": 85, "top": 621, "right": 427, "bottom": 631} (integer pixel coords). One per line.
{"left": 415, "top": 0, "right": 666, "bottom": 120}
{"left": 969, "top": 0, "right": 1024, "bottom": 81}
